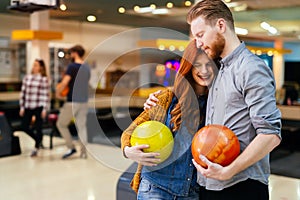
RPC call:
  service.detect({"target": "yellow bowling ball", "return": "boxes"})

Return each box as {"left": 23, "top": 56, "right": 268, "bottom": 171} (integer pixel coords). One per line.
{"left": 130, "top": 121, "right": 174, "bottom": 163}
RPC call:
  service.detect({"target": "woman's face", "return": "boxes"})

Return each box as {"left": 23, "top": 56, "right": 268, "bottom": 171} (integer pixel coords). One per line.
{"left": 32, "top": 61, "right": 41, "bottom": 74}
{"left": 192, "top": 53, "right": 215, "bottom": 87}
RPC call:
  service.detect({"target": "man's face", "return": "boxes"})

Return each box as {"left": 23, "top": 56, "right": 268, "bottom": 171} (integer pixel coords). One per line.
{"left": 69, "top": 51, "right": 77, "bottom": 62}
{"left": 190, "top": 16, "right": 225, "bottom": 59}
{"left": 70, "top": 51, "right": 76, "bottom": 59}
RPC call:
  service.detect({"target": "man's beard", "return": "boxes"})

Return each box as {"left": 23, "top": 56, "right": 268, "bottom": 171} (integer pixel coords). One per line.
{"left": 207, "top": 32, "right": 225, "bottom": 60}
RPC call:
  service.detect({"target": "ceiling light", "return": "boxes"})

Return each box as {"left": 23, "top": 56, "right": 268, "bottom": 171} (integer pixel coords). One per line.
{"left": 268, "top": 26, "right": 278, "bottom": 35}
{"left": 166, "top": 2, "right": 174, "bottom": 9}
{"left": 256, "top": 50, "right": 262, "bottom": 55}
{"left": 118, "top": 7, "right": 126, "bottom": 14}
{"left": 59, "top": 3, "right": 67, "bottom": 11}
{"left": 152, "top": 8, "right": 169, "bottom": 15}
{"left": 179, "top": 46, "right": 185, "bottom": 51}
{"left": 133, "top": 5, "right": 140, "bottom": 12}
{"left": 233, "top": 3, "right": 247, "bottom": 12}
{"left": 58, "top": 51, "right": 65, "bottom": 58}
{"left": 158, "top": 45, "right": 165, "bottom": 50}
{"left": 87, "top": 15, "right": 96, "bottom": 22}
{"left": 137, "top": 7, "right": 154, "bottom": 13}
{"left": 260, "top": 22, "right": 270, "bottom": 30}
{"left": 267, "top": 51, "right": 273, "bottom": 56}
{"left": 169, "top": 45, "right": 175, "bottom": 51}
{"left": 235, "top": 27, "right": 248, "bottom": 35}
{"left": 150, "top": 4, "right": 156, "bottom": 9}
{"left": 260, "top": 21, "right": 278, "bottom": 35}
{"left": 224, "top": 0, "right": 231, "bottom": 3}
{"left": 226, "top": 2, "right": 240, "bottom": 8}
{"left": 225, "top": 2, "right": 247, "bottom": 11}
{"left": 184, "top": 1, "right": 192, "bottom": 7}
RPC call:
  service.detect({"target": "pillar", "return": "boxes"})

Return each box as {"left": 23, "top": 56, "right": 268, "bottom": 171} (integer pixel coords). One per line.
{"left": 26, "top": 10, "right": 50, "bottom": 77}
{"left": 273, "top": 40, "right": 285, "bottom": 89}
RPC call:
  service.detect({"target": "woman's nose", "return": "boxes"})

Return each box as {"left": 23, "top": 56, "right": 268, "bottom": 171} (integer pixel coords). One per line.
{"left": 199, "top": 66, "right": 208, "bottom": 74}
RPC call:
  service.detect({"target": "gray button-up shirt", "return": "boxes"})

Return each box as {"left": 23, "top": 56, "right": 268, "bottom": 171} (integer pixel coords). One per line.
{"left": 198, "top": 42, "right": 282, "bottom": 190}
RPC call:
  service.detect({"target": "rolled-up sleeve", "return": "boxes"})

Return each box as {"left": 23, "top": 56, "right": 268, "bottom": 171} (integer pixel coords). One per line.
{"left": 243, "top": 60, "right": 281, "bottom": 138}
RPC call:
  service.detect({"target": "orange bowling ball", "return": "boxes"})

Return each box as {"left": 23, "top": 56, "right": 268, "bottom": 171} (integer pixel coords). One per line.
{"left": 56, "top": 82, "right": 69, "bottom": 97}
{"left": 191, "top": 124, "right": 240, "bottom": 168}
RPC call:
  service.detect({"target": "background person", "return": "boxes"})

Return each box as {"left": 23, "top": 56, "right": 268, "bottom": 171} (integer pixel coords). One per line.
{"left": 19, "top": 58, "right": 50, "bottom": 157}
{"left": 121, "top": 40, "right": 216, "bottom": 199}
{"left": 56, "top": 45, "right": 91, "bottom": 159}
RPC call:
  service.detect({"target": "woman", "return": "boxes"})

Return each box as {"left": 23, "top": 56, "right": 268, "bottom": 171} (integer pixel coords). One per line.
{"left": 121, "top": 39, "right": 216, "bottom": 199}
{"left": 20, "top": 59, "right": 50, "bottom": 157}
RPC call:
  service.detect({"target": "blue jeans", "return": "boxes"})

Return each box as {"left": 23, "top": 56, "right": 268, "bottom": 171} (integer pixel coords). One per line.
{"left": 137, "top": 178, "right": 199, "bottom": 200}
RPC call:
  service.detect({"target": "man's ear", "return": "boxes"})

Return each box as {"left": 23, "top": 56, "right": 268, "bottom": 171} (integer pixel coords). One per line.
{"left": 216, "top": 18, "right": 226, "bottom": 33}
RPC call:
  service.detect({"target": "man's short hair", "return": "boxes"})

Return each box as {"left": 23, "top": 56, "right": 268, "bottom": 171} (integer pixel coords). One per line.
{"left": 187, "top": 0, "right": 234, "bottom": 30}
{"left": 69, "top": 45, "right": 85, "bottom": 58}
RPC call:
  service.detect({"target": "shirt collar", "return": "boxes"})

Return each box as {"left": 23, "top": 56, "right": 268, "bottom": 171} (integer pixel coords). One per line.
{"left": 220, "top": 41, "right": 245, "bottom": 68}
{"left": 32, "top": 73, "right": 42, "bottom": 76}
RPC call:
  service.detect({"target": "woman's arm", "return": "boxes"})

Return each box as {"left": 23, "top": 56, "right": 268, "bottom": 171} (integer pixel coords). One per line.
{"left": 41, "top": 77, "right": 50, "bottom": 118}
{"left": 122, "top": 89, "right": 173, "bottom": 166}
{"left": 121, "top": 110, "right": 161, "bottom": 166}
{"left": 19, "top": 76, "right": 27, "bottom": 117}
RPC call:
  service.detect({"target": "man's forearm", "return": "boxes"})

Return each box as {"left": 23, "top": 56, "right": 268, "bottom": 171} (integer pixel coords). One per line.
{"left": 226, "top": 133, "right": 280, "bottom": 177}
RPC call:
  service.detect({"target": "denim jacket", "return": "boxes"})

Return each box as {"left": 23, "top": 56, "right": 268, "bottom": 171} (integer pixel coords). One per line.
{"left": 142, "top": 95, "right": 206, "bottom": 196}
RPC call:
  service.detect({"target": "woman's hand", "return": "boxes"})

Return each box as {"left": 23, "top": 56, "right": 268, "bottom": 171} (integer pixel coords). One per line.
{"left": 124, "top": 145, "right": 161, "bottom": 166}
{"left": 143, "top": 90, "right": 162, "bottom": 110}
{"left": 19, "top": 109, "right": 24, "bottom": 117}
{"left": 41, "top": 110, "right": 47, "bottom": 119}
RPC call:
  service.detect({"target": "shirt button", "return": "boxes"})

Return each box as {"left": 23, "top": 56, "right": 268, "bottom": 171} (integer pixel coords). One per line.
{"left": 189, "top": 164, "right": 192, "bottom": 167}
{"left": 187, "top": 178, "right": 191, "bottom": 181}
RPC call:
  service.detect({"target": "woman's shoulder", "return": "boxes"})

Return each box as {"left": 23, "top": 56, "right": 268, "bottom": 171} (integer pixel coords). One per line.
{"left": 156, "top": 88, "right": 174, "bottom": 106}
{"left": 22, "top": 74, "right": 31, "bottom": 80}
{"left": 41, "top": 76, "right": 49, "bottom": 80}
{"left": 156, "top": 87, "right": 173, "bottom": 98}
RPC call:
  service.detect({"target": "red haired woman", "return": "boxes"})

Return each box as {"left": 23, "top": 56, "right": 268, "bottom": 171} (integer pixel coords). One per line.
{"left": 121, "top": 39, "right": 216, "bottom": 199}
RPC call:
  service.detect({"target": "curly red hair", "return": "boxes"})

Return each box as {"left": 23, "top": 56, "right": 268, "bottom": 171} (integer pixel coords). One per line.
{"left": 170, "top": 40, "right": 208, "bottom": 133}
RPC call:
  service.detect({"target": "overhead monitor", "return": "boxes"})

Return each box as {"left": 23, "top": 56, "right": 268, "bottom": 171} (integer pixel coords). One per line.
{"left": 8, "top": 0, "right": 59, "bottom": 13}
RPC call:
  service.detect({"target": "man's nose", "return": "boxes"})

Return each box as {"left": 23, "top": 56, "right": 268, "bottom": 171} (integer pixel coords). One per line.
{"left": 196, "top": 39, "right": 203, "bottom": 48}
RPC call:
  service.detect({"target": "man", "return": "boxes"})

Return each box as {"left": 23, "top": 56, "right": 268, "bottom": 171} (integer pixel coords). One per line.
{"left": 56, "top": 45, "right": 91, "bottom": 159}
{"left": 187, "top": 1, "right": 281, "bottom": 199}
{"left": 144, "top": 0, "right": 281, "bottom": 199}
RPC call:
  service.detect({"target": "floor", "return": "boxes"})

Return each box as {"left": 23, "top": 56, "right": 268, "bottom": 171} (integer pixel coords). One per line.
{"left": 0, "top": 132, "right": 299, "bottom": 200}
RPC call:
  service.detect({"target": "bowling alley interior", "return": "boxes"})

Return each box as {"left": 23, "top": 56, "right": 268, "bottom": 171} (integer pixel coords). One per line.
{"left": 0, "top": 0, "right": 300, "bottom": 199}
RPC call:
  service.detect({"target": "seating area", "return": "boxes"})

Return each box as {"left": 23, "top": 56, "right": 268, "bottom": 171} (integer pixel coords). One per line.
{"left": 0, "top": 97, "right": 143, "bottom": 156}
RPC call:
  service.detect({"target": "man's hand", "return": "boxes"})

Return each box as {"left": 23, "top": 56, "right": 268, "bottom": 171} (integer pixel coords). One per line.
{"left": 192, "top": 155, "right": 233, "bottom": 181}
{"left": 124, "top": 145, "right": 161, "bottom": 166}
{"left": 143, "top": 90, "right": 162, "bottom": 110}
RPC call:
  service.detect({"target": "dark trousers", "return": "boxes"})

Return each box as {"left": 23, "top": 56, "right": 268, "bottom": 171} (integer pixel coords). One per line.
{"left": 199, "top": 179, "right": 269, "bottom": 200}
{"left": 21, "top": 107, "right": 44, "bottom": 149}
